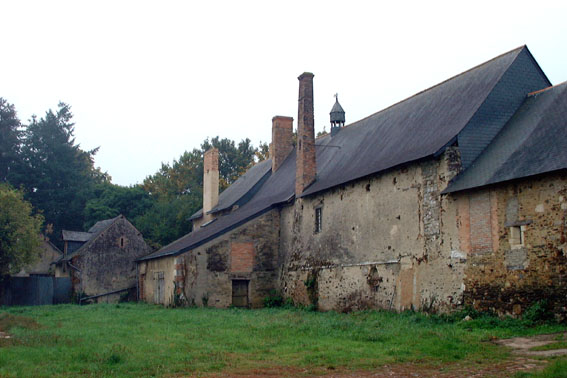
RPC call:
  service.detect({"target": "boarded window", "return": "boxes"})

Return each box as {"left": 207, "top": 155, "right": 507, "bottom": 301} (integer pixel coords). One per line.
{"left": 232, "top": 280, "right": 249, "bottom": 308}
{"left": 469, "top": 191, "right": 493, "bottom": 253}
{"left": 230, "top": 242, "right": 254, "bottom": 272}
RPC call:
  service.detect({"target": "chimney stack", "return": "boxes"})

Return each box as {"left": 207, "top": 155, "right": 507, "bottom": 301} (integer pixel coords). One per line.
{"left": 271, "top": 116, "right": 294, "bottom": 172}
{"left": 202, "top": 148, "right": 219, "bottom": 223}
{"left": 296, "top": 72, "right": 316, "bottom": 196}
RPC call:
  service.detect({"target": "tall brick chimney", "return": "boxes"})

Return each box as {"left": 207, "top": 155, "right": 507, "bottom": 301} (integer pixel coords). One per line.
{"left": 296, "top": 72, "right": 316, "bottom": 196}
{"left": 271, "top": 116, "right": 294, "bottom": 173}
{"left": 202, "top": 148, "right": 219, "bottom": 223}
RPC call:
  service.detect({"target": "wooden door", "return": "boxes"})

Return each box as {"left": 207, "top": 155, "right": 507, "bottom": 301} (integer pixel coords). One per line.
{"left": 154, "top": 271, "right": 164, "bottom": 304}
{"left": 232, "top": 280, "right": 249, "bottom": 308}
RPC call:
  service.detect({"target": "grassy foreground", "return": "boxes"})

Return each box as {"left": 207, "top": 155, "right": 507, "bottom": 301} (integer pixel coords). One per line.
{"left": 0, "top": 303, "right": 565, "bottom": 377}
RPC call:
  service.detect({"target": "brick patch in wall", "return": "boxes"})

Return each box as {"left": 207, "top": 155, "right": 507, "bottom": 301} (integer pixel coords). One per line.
{"left": 470, "top": 191, "right": 493, "bottom": 254}
{"left": 231, "top": 242, "right": 255, "bottom": 273}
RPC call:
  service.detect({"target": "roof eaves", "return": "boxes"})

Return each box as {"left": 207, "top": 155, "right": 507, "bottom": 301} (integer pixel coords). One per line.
{"left": 137, "top": 205, "right": 277, "bottom": 262}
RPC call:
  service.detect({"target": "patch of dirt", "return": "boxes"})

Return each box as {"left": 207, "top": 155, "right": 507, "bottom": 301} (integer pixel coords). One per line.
{"left": 495, "top": 332, "right": 567, "bottom": 357}
{"left": 0, "top": 313, "right": 41, "bottom": 332}
{"left": 203, "top": 333, "right": 567, "bottom": 377}
{"left": 204, "top": 358, "right": 546, "bottom": 377}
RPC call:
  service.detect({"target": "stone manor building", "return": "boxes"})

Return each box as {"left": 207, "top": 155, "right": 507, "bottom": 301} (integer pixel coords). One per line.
{"left": 137, "top": 46, "right": 567, "bottom": 317}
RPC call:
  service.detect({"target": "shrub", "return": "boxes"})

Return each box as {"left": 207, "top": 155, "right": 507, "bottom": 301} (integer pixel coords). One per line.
{"left": 263, "top": 290, "right": 283, "bottom": 308}
{"left": 523, "top": 300, "right": 554, "bottom": 325}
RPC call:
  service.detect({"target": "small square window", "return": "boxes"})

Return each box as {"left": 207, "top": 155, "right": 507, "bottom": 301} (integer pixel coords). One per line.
{"left": 315, "top": 207, "right": 322, "bottom": 233}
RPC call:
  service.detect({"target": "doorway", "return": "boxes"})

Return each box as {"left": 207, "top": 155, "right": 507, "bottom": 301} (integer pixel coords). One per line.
{"left": 231, "top": 280, "right": 249, "bottom": 307}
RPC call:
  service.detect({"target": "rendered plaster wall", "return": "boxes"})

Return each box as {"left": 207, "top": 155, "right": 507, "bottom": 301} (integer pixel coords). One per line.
{"left": 144, "top": 209, "right": 281, "bottom": 308}
{"left": 71, "top": 217, "right": 151, "bottom": 300}
{"left": 458, "top": 171, "right": 567, "bottom": 318}
{"left": 279, "top": 148, "right": 465, "bottom": 312}
{"left": 138, "top": 255, "right": 175, "bottom": 305}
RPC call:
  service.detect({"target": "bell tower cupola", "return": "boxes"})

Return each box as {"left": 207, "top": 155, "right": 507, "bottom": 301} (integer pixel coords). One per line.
{"left": 330, "top": 93, "right": 345, "bottom": 137}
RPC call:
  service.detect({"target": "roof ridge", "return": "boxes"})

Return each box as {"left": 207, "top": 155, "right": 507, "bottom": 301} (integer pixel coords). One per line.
{"left": 528, "top": 80, "right": 567, "bottom": 96}
{"left": 66, "top": 216, "right": 122, "bottom": 259}
{"left": 344, "top": 46, "right": 526, "bottom": 130}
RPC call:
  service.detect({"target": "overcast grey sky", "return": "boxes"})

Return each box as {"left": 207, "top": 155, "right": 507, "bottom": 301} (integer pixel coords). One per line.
{"left": 3, "top": 0, "right": 566, "bottom": 186}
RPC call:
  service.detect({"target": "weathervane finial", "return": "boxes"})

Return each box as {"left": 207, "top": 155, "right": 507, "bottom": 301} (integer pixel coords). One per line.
{"left": 334, "top": 93, "right": 338, "bottom": 101}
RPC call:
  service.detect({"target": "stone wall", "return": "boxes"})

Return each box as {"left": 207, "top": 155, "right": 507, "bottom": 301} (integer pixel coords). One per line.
{"left": 279, "top": 148, "right": 465, "bottom": 313}
{"left": 457, "top": 171, "right": 567, "bottom": 318}
{"left": 71, "top": 217, "right": 151, "bottom": 301}
{"left": 139, "top": 209, "right": 280, "bottom": 308}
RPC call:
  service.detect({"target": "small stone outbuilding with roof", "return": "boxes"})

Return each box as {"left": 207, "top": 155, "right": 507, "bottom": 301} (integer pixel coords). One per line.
{"left": 137, "top": 46, "right": 567, "bottom": 317}
{"left": 58, "top": 215, "right": 151, "bottom": 302}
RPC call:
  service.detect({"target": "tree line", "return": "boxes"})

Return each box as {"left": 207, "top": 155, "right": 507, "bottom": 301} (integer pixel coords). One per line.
{"left": 0, "top": 97, "right": 269, "bottom": 273}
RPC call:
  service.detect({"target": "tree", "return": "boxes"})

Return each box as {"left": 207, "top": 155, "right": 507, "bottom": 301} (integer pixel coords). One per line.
{"left": 255, "top": 141, "right": 270, "bottom": 162}
{"left": 11, "top": 103, "right": 107, "bottom": 247}
{"left": 140, "top": 136, "right": 261, "bottom": 248}
{"left": 0, "top": 98, "right": 21, "bottom": 183}
{"left": 0, "top": 184, "right": 44, "bottom": 276}
{"left": 200, "top": 137, "right": 256, "bottom": 190}
{"left": 83, "top": 182, "right": 153, "bottom": 230}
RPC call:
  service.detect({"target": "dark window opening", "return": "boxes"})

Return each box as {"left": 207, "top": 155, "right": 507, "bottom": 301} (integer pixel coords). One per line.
{"left": 315, "top": 207, "right": 322, "bottom": 233}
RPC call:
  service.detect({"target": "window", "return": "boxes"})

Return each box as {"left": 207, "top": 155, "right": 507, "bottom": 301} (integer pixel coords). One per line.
{"left": 315, "top": 207, "right": 322, "bottom": 233}
{"left": 509, "top": 225, "right": 524, "bottom": 248}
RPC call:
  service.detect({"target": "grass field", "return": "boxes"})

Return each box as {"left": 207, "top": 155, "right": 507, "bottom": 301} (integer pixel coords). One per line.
{"left": 0, "top": 303, "right": 566, "bottom": 377}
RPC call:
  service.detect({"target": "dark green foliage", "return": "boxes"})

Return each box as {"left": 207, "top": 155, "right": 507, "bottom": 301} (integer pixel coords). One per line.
{"left": 0, "top": 184, "right": 44, "bottom": 275}
{"left": 3, "top": 98, "right": 265, "bottom": 250}
{"left": 524, "top": 300, "right": 554, "bottom": 325}
{"left": 0, "top": 98, "right": 21, "bottom": 183}
{"left": 140, "top": 136, "right": 261, "bottom": 247}
{"left": 9, "top": 103, "right": 108, "bottom": 247}
{"left": 83, "top": 182, "right": 153, "bottom": 230}
{"left": 263, "top": 289, "right": 284, "bottom": 308}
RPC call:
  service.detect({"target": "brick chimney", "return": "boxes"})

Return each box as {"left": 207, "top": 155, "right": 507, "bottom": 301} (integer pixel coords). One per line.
{"left": 271, "top": 116, "right": 294, "bottom": 172}
{"left": 202, "top": 148, "right": 219, "bottom": 223}
{"left": 296, "top": 72, "right": 316, "bottom": 196}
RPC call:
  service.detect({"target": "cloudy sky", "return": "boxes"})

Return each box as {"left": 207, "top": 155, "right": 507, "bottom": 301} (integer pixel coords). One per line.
{"left": 3, "top": 0, "right": 566, "bottom": 186}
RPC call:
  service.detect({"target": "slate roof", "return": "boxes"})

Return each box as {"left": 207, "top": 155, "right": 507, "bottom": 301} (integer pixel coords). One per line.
{"left": 443, "top": 81, "right": 567, "bottom": 194}
{"left": 64, "top": 216, "right": 122, "bottom": 260}
{"left": 138, "top": 46, "right": 554, "bottom": 262}
{"left": 61, "top": 230, "right": 92, "bottom": 242}
{"left": 190, "top": 159, "right": 272, "bottom": 220}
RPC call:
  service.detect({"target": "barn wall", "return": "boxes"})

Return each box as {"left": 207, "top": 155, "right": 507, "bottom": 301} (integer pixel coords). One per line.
{"left": 72, "top": 217, "right": 151, "bottom": 301}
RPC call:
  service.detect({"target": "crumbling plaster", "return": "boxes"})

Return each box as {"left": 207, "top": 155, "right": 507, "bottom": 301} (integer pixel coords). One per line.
{"left": 279, "top": 148, "right": 465, "bottom": 312}
{"left": 139, "top": 210, "right": 280, "bottom": 307}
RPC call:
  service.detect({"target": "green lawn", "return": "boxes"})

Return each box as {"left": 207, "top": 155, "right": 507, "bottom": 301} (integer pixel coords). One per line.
{"left": 0, "top": 303, "right": 565, "bottom": 377}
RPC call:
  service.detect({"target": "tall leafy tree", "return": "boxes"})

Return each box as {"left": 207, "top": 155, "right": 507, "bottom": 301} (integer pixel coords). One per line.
{"left": 140, "top": 136, "right": 260, "bottom": 247}
{"left": 0, "top": 98, "right": 21, "bottom": 183}
{"left": 83, "top": 182, "right": 153, "bottom": 230}
{"left": 201, "top": 137, "right": 256, "bottom": 190}
{"left": 0, "top": 184, "right": 44, "bottom": 277}
{"left": 12, "top": 103, "right": 107, "bottom": 247}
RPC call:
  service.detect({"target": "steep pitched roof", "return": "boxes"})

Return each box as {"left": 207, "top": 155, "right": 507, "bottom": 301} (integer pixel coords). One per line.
{"left": 443, "top": 81, "right": 567, "bottom": 193}
{"left": 302, "top": 46, "right": 549, "bottom": 197}
{"left": 64, "top": 216, "right": 122, "bottom": 260}
{"left": 139, "top": 46, "right": 553, "bottom": 262}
